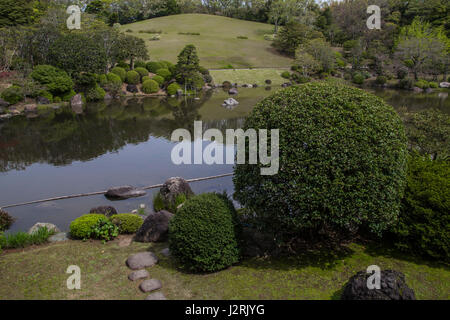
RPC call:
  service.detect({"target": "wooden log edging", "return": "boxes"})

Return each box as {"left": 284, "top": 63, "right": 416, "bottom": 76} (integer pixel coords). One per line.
{"left": 0, "top": 173, "right": 234, "bottom": 210}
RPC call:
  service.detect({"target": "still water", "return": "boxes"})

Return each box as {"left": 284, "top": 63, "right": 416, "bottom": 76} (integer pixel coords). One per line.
{"left": 0, "top": 87, "right": 448, "bottom": 232}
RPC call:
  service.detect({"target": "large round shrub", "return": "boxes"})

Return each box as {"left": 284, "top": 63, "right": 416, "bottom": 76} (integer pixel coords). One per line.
{"left": 233, "top": 82, "right": 407, "bottom": 240}
{"left": 146, "top": 61, "right": 163, "bottom": 73}
{"left": 111, "top": 67, "right": 127, "bottom": 82}
{"left": 152, "top": 75, "right": 164, "bottom": 85}
{"left": 352, "top": 72, "right": 364, "bottom": 84}
{"left": 142, "top": 79, "right": 159, "bottom": 94}
{"left": 110, "top": 213, "right": 143, "bottom": 234}
{"left": 156, "top": 68, "right": 172, "bottom": 81}
{"left": 70, "top": 214, "right": 108, "bottom": 239}
{"left": 31, "top": 65, "right": 73, "bottom": 95}
{"left": 1, "top": 85, "right": 23, "bottom": 104}
{"left": 169, "top": 193, "right": 240, "bottom": 273}
{"left": 126, "top": 70, "right": 140, "bottom": 85}
{"left": 134, "top": 67, "right": 149, "bottom": 79}
{"left": 107, "top": 72, "right": 122, "bottom": 85}
{"left": 86, "top": 85, "right": 106, "bottom": 102}
{"left": 392, "top": 156, "right": 449, "bottom": 261}
{"left": 167, "top": 83, "right": 181, "bottom": 95}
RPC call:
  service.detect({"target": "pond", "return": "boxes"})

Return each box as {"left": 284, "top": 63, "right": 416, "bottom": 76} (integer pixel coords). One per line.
{"left": 0, "top": 87, "right": 448, "bottom": 233}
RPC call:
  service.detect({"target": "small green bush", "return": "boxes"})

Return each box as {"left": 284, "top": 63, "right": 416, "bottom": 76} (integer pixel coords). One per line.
{"left": 198, "top": 66, "right": 209, "bottom": 75}
{"left": 336, "top": 58, "right": 346, "bottom": 68}
{"left": 391, "top": 156, "right": 449, "bottom": 261}
{"left": 110, "top": 213, "right": 143, "bottom": 234}
{"left": 37, "top": 90, "right": 53, "bottom": 102}
{"left": 0, "top": 209, "right": 15, "bottom": 231}
{"left": 156, "top": 68, "right": 172, "bottom": 81}
{"left": 107, "top": 72, "right": 122, "bottom": 85}
{"left": 281, "top": 71, "right": 291, "bottom": 79}
{"left": 86, "top": 85, "right": 106, "bottom": 101}
{"left": 397, "top": 67, "right": 408, "bottom": 80}
{"left": 142, "top": 75, "right": 151, "bottom": 83}
{"left": 152, "top": 75, "right": 164, "bottom": 85}
{"left": 116, "top": 61, "right": 130, "bottom": 71}
{"left": 142, "top": 79, "right": 159, "bottom": 93}
{"left": 146, "top": 61, "right": 163, "bottom": 73}
{"left": 237, "top": 36, "right": 248, "bottom": 39}
{"left": 167, "top": 83, "right": 181, "bottom": 95}
{"left": 375, "top": 75, "right": 387, "bottom": 85}
{"left": 126, "top": 70, "right": 140, "bottom": 84}
{"left": 111, "top": 67, "right": 127, "bottom": 82}
{"left": 398, "top": 78, "right": 414, "bottom": 89}
{"left": 1, "top": 85, "right": 24, "bottom": 104}
{"left": 31, "top": 65, "right": 73, "bottom": 95}
{"left": 98, "top": 74, "right": 108, "bottom": 86}
{"left": 203, "top": 74, "right": 213, "bottom": 83}
{"left": 162, "top": 61, "right": 176, "bottom": 73}
{"left": 134, "top": 61, "right": 147, "bottom": 68}
{"left": 352, "top": 73, "right": 365, "bottom": 84}
{"left": 61, "top": 89, "right": 76, "bottom": 102}
{"left": 89, "top": 219, "right": 119, "bottom": 241}
{"left": 169, "top": 193, "right": 240, "bottom": 272}
{"left": 134, "top": 67, "right": 149, "bottom": 79}
{"left": 54, "top": 96, "right": 62, "bottom": 103}
{"left": 414, "top": 80, "right": 429, "bottom": 89}
{"left": 429, "top": 82, "right": 438, "bottom": 89}
{"left": 70, "top": 214, "right": 108, "bottom": 239}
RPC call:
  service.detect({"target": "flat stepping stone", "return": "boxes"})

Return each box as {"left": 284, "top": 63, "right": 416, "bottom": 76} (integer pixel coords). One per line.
{"left": 161, "top": 248, "right": 170, "bottom": 257}
{"left": 126, "top": 252, "right": 158, "bottom": 270}
{"left": 139, "top": 279, "right": 162, "bottom": 293}
{"left": 128, "top": 269, "right": 149, "bottom": 281}
{"left": 48, "top": 232, "right": 68, "bottom": 242}
{"left": 145, "top": 292, "right": 167, "bottom": 300}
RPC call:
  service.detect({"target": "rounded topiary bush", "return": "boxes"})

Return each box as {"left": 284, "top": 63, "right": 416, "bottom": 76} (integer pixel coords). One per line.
{"left": 111, "top": 66, "right": 127, "bottom": 82}
{"left": 152, "top": 75, "right": 164, "bottom": 85}
{"left": 1, "top": 85, "right": 24, "bottom": 104}
{"left": 156, "top": 68, "right": 172, "bottom": 81}
{"left": 375, "top": 75, "right": 387, "bottom": 85}
{"left": 281, "top": 71, "right": 291, "bottom": 79}
{"left": 70, "top": 214, "right": 108, "bottom": 239}
{"left": 134, "top": 67, "right": 148, "bottom": 79}
{"left": 146, "top": 61, "right": 163, "bottom": 73}
{"left": 233, "top": 82, "right": 407, "bottom": 241}
{"left": 126, "top": 70, "right": 140, "bottom": 85}
{"left": 352, "top": 72, "right": 365, "bottom": 84}
{"left": 142, "top": 75, "right": 151, "bottom": 83}
{"left": 86, "top": 85, "right": 106, "bottom": 101}
{"left": 169, "top": 193, "right": 240, "bottom": 273}
{"left": 142, "top": 79, "right": 159, "bottom": 94}
{"left": 107, "top": 72, "right": 122, "bottom": 85}
{"left": 167, "top": 83, "right": 181, "bottom": 95}
{"left": 110, "top": 213, "right": 143, "bottom": 234}
{"left": 391, "top": 155, "right": 449, "bottom": 261}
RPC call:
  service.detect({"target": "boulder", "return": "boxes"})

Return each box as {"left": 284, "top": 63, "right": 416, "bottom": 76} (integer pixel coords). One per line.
{"left": 128, "top": 269, "right": 149, "bottom": 281}
{"left": 0, "top": 98, "right": 9, "bottom": 108}
{"left": 70, "top": 94, "right": 83, "bottom": 108}
{"left": 126, "top": 84, "right": 138, "bottom": 93}
{"left": 247, "top": 84, "right": 253, "bottom": 88}
{"left": 37, "top": 96, "right": 50, "bottom": 105}
{"left": 412, "top": 87, "right": 423, "bottom": 93}
{"left": 161, "top": 248, "right": 170, "bottom": 257}
{"left": 104, "top": 185, "right": 146, "bottom": 200}
{"left": 139, "top": 279, "right": 162, "bottom": 293}
{"left": 28, "top": 222, "right": 60, "bottom": 235}
{"left": 145, "top": 292, "right": 167, "bottom": 300}
{"left": 159, "top": 177, "right": 193, "bottom": 206}
{"left": 126, "top": 252, "right": 159, "bottom": 270}
{"left": 0, "top": 114, "right": 12, "bottom": 121}
{"left": 24, "top": 104, "right": 37, "bottom": 112}
{"left": 89, "top": 206, "right": 117, "bottom": 217}
{"left": 439, "top": 82, "right": 450, "bottom": 88}
{"left": 134, "top": 210, "right": 174, "bottom": 243}
{"left": 341, "top": 270, "right": 416, "bottom": 300}
{"left": 48, "top": 232, "right": 68, "bottom": 242}
{"left": 223, "top": 98, "right": 239, "bottom": 107}
{"left": 228, "top": 88, "right": 238, "bottom": 95}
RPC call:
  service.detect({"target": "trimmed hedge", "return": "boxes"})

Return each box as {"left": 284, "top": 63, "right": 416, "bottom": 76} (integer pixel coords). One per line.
{"left": 110, "top": 214, "right": 143, "bottom": 234}
{"left": 70, "top": 214, "right": 108, "bottom": 239}
{"left": 31, "top": 65, "right": 74, "bottom": 96}
{"left": 167, "top": 83, "right": 181, "bottom": 96}
{"left": 86, "top": 85, "right": 106, "bottom": 101}
{"left": 391, "top": 156, "right": 449, "bottom": 261}
{"left": 152, "top": 75, "right": 164, "bottom": 85}
{"left": 169, "top": 193, "right": 240, "bottom": 272}
{"left": 134, "top": 67, "right": 149, "bottom": 79}
{"left": 146, "top": 61, "right": 163, "bottom": 73}
{"left": 126, "top": 70, "right": 140, "bottom": 85}
{"left": 1, "top": 85, "right": 23, "bottom": 104}
{"left": 142, "top": 79, "right": 159, "bottom": 94}
{"left": 233, "top": 82, "right": 407, "bottom": 241}
{"left": 107, "top": 72, "right": 122, "bottom": 85}
{"left": 156, "top": 68, "right": 172, "bottom": 81}
{"left": 111, "top": 66, "right": 127, "bottom": 81}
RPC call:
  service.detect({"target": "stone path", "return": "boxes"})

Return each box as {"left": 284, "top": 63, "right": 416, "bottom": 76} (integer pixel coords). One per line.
{"left": 126, "top": 250, "right": 168, "bottom": 300}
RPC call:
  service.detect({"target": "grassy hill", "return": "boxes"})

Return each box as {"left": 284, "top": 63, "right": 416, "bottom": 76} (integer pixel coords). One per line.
{"left": 120, "top": 14, "right": 293, "bottom": 69}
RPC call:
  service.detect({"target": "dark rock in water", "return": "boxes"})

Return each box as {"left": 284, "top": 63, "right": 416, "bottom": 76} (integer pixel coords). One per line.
{"left": 126, "top": 252, "right": 158, "bottom": 270}
{"left": 134, "top": 210, "right": 174, "bottom": 242}
{"left": 341, "top": 270, "right": 416, "bottom": 300}
{"left": 139, "top": 279, "right": 162, "bottom": 293}
{"left": 104, "top": 185, "right": 146, "bottom": 200}
{"left": 228, "top": 88, "right": 238, "bottom": 95}
{"left": 0, "top": 98, "right": 9, "bottom": 108}
{"left": 160, "top": 177, "right": 193, "bottom": 206}
{"left": 252, "top": 84, "right": 258, "bottom": 87}
{"left": 265, "top": 79, "right": 272, "bottom": 85}
{"left": 126, "top": 84, "right": 138, "bottom": 93}
{"left": 89, "top": 206, "right": 117, "bottom": 217}
{"left": 37, "top": 96, "right": 51, "bottom": 105}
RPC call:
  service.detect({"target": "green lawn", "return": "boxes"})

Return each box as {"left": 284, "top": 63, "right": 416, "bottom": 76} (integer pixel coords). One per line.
{"left": 209, "top": 68, "right": 288, "bottom": 86}
{"left": 120, "top": 14, "right": 293, "bottom": 69}
{"left": 0, "top": 239, "right": 448, "bottom": 300}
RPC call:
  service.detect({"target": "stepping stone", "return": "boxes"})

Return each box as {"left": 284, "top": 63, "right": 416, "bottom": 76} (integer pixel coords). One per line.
{"left": 145, "top": 292, "right": 167, "bottom": 300}
{"left": 128, "top": 269, "right": 149, "bottom": 281}
{"left": 161, "top": 248, "right": 170, "bottom": 257}
{"left": 126, "top": 252, "right": 158, "bottom": 270}
{"left": 48, "top": 232, "right": 68, "bottom": 242}
{"left": 139, "top": 279, "right": 162, "bottom": 293}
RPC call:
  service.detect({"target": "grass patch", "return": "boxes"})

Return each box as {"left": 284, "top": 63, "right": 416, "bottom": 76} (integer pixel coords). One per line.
{"left": 210, "top": 68, "right": 288, "bottom": 86}
{"left": 0, "top": 227, "right": 55, "bottom": 250}
{"left": 120, "top": 14, "right": 292, "bottom": 69}
{"left": 0, "top": 240, "right": 448, "bottom": 300}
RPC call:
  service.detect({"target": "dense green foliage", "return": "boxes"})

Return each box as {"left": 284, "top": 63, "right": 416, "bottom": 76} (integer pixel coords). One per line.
{"left": 134, "top": 67, "right": 149, "bottom": 79}
{"left": 0, "top": 227, "right": 55, "bottom": 249}
{"left": 88, "top": 219, "right": 119, "bottom": 241}
{"left": 142, "top": 79, "right": 159, "bottom": 93}
{"left": 233, "top": 82, "right": 407, "bottom": 242}
{"left": 146, "top": 61, "right": 163, "bottom": 73}
{"left": 30, "top": 65, "right": 74, "bottom": 96}
{"left": 111, "top": 67, "right": 127, "bottom": 82}
{"left": 69, "top": 214, "right": 108, "bottom": 240}
{"left": 392, "top": 156, "right": 449, "bottom": 262}
{"left": 126, "top": 70, "right": 140, "bottom": 85}
{"left": 0, "top": 85, "right": 23, "bottom": 104}
{"left": 156, "top": 68, "right": 172, "bottom": 81}
{"left": 174, "top": 44, "right": 201, "bottom": 89}
{"left": 167, "top": 82, "right": 181, "bottom": 95}
{"left": 0, "top": 209, "right": 14, "bottom": 232}
{"left": 169, "top": 193, "right": 240, "bottom": 273}
{"left": 151, "top": 75, "right": 164, "bottom": 85}
{"left": 110, "top": 213, "right": 143, "bottom": 234}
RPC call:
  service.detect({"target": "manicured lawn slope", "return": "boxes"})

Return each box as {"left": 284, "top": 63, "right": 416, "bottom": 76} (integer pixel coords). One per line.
{"left": 120, "top": 14, "right": 293, "bottom": 69}
{"left": 0, "top": 240, "right": 448, "bottom": 299}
